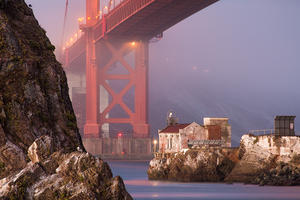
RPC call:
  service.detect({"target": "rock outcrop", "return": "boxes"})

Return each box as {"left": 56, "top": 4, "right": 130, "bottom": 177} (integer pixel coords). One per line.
{"left": 225, "top": 134, "right": 300, "bottom": 185}
{"left": 148, "top": 135, "right": 300, "bottom": 186}
{"left": 0, "top": 136, "right": 132, "bottom": 199}
{"left": 0, "top": 0, "right": 132, "bottom": 199}
{"left": 148, "top": 148, "right": 239, "bottom": 182}
{"left": 0, "top": 0, "right": 84, "bottom": 178}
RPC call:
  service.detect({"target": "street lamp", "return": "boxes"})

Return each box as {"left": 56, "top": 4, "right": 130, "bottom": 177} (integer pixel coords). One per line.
{"left": 153, "top": 139, "right": 158, "bottom": 153}
{"left": 130, "top": 41, "right": 136, "bottom": 47}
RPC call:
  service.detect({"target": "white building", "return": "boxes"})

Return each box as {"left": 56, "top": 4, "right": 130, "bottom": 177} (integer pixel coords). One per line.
{"left": 158, "top": 118, "right": 231, "bottom": 153}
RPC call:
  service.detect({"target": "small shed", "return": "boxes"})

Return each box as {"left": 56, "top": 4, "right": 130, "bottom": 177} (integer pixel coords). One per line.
{"left": 274, "top": 116, "right": 296, "bottom": 136}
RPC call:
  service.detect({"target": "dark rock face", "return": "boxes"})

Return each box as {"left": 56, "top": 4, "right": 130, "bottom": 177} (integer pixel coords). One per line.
{"left": 253, "top": 162, "right": 300, "bottom": 186}
{"left": 0, "top": 0, "right": 84, "bottom": 178}
{"left": 0, "top": 0, "right": 132, "bottom": 199}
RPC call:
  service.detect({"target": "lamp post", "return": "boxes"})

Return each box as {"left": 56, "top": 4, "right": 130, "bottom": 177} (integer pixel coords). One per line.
{"left": 153, "top": 139, "right": 158, "bottom": 153}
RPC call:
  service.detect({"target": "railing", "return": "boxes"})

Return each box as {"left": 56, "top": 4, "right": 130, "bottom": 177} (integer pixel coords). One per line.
{"left": 105, "top": 0, "right": 154, "bottom": 33}
{"left": 248, "top": 129, "right": 274, "bottom": 135}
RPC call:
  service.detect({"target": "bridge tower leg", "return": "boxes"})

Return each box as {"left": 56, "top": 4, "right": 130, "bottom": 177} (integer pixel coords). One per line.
{"left": 98, "top": 40, "right": 149, "bottom": 138}
{"left": 133, "top": 41, "right": 149, "bottom": 138}
{"left": 84, "top": 0, "right": 100, "bottom": 138}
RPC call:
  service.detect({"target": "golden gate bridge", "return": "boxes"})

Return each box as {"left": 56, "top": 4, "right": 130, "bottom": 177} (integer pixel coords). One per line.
{"left": 61, "top": 0, "right": 218, "bottom": 158}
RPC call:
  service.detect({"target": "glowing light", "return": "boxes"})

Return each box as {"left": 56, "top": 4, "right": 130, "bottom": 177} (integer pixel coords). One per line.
{"left": 104, "top": 6, "right": 108, "bottom": 10}
{"left": 121, "top": 151, "right": 125, "bottom": 155}
{"left": 131, "top": 41, "right": 136, "bottom": 47}
{"left": 70, "top": 37, "right": 73, "bottom": 42}
{"left": 74, "top": 33, "right": 78, "bottom": 38}
{"left": 77, "top": 17, "right": 84, "bottom": 23}
{"left": 153, "top": 140, "right": 158, "bottom": 145}
{"left": 87, "top": 16, "right": 91, "bottom": 20}
{"left": 118, "top": 132, "right": 123, "bottom": 137}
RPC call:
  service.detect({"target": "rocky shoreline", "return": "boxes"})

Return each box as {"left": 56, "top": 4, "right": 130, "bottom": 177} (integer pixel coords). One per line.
{"left": 148, "top": 135, "right": 300, "bottom": 186}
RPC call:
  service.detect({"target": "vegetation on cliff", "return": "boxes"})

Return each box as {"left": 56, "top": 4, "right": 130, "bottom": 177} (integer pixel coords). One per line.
{"left": 0, "top": 0, "right": 84, "bottom": 178}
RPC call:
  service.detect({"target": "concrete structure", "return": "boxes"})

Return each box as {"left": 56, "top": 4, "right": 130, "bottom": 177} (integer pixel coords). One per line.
{"left": 83, "top": 137, "right": 153, "bottom": 160}
{"left": 274, "top": 116, "right": 296, "bottom": 136}
{"left": 203, "top": 118, "right": 231, "bottom": 147}
{"left": 158, "top": 118, "right": 231, "bottom": 153}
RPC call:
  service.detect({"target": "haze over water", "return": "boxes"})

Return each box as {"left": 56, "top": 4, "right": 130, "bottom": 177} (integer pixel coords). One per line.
{"left": 108, "top": 161, "right": 300, "bottom": 200}
{"left": 25, "top": 0, "right": 300, "bottom": 146}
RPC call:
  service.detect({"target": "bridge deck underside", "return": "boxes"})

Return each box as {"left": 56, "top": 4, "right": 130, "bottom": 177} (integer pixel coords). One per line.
{"left": 64, "top": 0, "right": 218, "bottom": 68}
{"left": 106, "top": 0, "right": 219, "bottom": 40}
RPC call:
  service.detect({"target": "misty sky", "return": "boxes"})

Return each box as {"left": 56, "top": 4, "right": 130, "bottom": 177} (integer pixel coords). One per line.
{"left": 25, "top": 0, "right": 300, "bottom": 139}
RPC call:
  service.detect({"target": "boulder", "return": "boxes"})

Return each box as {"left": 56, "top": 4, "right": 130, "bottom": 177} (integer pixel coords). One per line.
{"left": 28, "top": 135, "right": 54, "bottom": 163}
{"left": 0, "top": 136, "right": 133, "bottom": 199}
{"left": 0, "top": 141, "right": 27, "bottom": 179}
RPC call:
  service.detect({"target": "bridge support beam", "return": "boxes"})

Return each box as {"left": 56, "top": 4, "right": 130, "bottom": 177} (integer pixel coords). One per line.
{"left": 84, "top": 30, "right": 100, "bottom": 138}
{"left": 133, "top": 41, "right": 149, "bottom": 138}
{"left": 97, "top": 40, "right": 149, "bottom": 138}
{"left": 84, "top": 0, "right": 100, "bottom": 138}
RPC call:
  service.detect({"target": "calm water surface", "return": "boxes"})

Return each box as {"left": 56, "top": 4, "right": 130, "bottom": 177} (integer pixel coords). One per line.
{"left": 107, "top": 160, "right": 300, "bottom": 200}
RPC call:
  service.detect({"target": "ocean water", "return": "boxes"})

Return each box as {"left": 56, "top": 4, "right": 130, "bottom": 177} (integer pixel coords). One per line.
{"left": 107, "top": 160, "right": 300, "bottom": 200}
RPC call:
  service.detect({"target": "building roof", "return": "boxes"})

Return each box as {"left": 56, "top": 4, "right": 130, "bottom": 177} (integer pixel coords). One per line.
{"left": 159, "top": 123, "right": 191, "bottom": 133}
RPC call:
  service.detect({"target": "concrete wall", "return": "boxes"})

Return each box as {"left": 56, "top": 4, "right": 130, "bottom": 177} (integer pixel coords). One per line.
{"left": 83, "top": 137, "right": 153, "bottom": 160}
{"left": 242, "top": 134, "right": 300, "bottom": 158}
{"left": 204, "top": 118, "right": 231, "bottom": 147}
{"left": 180, "top": 123, "right": 206, "bottom": 149}
{"left": 159, "top": 123, "right": 206, "bottom": 153}
{"left": 159, "top": 133, "right": 180, "bottom": 153}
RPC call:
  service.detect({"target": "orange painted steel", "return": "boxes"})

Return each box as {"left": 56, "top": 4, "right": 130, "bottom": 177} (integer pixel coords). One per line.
{"left": 64, "top": 0, "right": 219, "bottom": 138}
{"left": 97, "top": 40, "right": 149, "bottom": 138}
{"left": 84, "top": 0, "right": 100, "bottom": 137}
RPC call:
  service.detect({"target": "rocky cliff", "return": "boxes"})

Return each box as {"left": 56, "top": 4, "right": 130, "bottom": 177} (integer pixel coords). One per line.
{"left": 226, "top": 134, "right": 300, "bottom": 185}
{"left": 148, "top": 148, "right": 239, "bottom": 182}
{"left": 0, "top": 0, "right": 132, "bottom": 199}
{"left": 0, "top": 0, "right": 85, "bottom": 178}
{"left": 148, "top": 135, "right": 300, "bottom": 185}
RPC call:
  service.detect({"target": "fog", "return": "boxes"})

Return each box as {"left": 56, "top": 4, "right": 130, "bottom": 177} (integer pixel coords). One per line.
{"left": 25, "top": 0, "right": 300, "bottom": 145}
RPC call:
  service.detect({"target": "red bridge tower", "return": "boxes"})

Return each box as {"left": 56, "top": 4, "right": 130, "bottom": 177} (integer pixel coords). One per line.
{"left": 83, "top": 0, "right": 149, "bottom": 138}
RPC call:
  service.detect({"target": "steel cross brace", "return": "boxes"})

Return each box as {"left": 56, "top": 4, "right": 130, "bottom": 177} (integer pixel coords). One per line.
{"left": 97, "top": 39, "right": 149, "bottom": 137}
